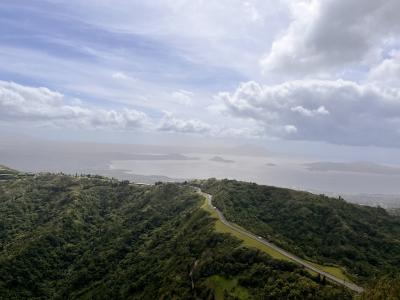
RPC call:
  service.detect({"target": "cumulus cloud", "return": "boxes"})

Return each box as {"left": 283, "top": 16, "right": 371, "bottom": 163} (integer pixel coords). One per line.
{"left": 261, "top": 0, "right": 400, "bottom": 77}
{"left": 158, "top": 112, "right": 211, "bottom": 134}
{"left": 157, "top": 112, "right": 263, "bottom": 138}
{"left": 217, "top": 79, "right": 400, "bottom": 147}
{"left": 0, "top": 81, "right": 260, "bottom": 138}
{"left": 0, "top": 81, "right": 148, "bottom": 130}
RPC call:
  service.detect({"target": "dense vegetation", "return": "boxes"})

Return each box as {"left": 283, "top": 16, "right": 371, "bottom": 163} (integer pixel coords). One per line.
{"left": 356, "top": 275, "right": 400, "bottom": 300}
{"left": 0, "top": 164, "right": 29, "bottom": 180}
{"left": 0, "top": 168, "right": 352, "bottom": 299}
{"left": 198, "top": 179, "right": 400, "bottom": 283}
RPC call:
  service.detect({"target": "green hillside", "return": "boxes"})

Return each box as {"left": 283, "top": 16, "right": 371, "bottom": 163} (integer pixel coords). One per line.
{"left": 0, "top": 165, "right": 24, "bottom": 180}
{"left": 198, "top": 179, "right": 400, "bottom": 282}
{"left": 356, "top": 275, "right": 400, "bottom": 300}
{"left": 0, "top": 172, "right": 352, "bottom": 299}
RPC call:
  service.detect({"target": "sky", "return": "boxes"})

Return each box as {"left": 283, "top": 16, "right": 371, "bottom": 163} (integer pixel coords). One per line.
{"left": 1, "top": 0, "right": 400, "bottom": 161}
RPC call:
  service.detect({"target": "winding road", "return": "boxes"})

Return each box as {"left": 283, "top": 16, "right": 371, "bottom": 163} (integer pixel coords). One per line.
{"left": 195, "top": 187, "right": 364, "bottom": 293}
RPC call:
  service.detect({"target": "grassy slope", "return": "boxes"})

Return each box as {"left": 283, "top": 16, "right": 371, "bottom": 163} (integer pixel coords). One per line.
{"left": 201, "top": 195, "right": 351, "bottom": 282}
{"left": 199, "top": 179, "right": 400, "bottom": 283}
{"left": 201, "top": 199, "right": 290, "bottom": 261}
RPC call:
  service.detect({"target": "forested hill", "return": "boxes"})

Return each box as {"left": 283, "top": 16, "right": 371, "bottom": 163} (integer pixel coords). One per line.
{"left": 199, "top": 179, "right": 400, "bottom": 282}
{"left": 0, "top": 169, "right": 352, "bottom": 299}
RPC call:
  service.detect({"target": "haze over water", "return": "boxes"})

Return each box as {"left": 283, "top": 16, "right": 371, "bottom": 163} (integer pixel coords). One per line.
{"left": 2, "top": 136, "right": 400, "bottom": 206}
{"left": 110, "top": 154, "right": 400, "bottom": 195}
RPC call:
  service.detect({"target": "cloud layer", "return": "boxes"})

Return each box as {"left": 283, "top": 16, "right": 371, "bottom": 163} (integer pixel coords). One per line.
{"left": 261, "top": 0, "right": 400, "bottom": 77}
{"left": 2, "top": 1, "right": 400, "bottom": 150}
{"left": 0, "top": 81, "right": 148, "bottom": 130}
{"left": 217, "top": 79, "right": 400, "bottom": 147}
{"left": 158, "top": 112, "right": 211, "bottom": 134}
{"left": 0, "top": 81, "right": 218, "bottom": 136}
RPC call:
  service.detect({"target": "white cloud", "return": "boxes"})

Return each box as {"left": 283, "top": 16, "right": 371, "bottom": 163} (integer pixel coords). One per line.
{"left": 158, "top": 112, "right": 211, "bottom": 134}
{"left": 112, "top": 72, "right": 129, "bottom": 80}
{"left": 217, "top": 79, "right": 400, "bottom": 147}
{"left": 0, "top": 81, "right": 260, "bottom": 139}
{"left": 156, "top": 111, "right": 264, "bottom": 139}
{"left": 41, "top": 0, "right": 287, "bottom": 79}
{"left": 4, "top": 0, "right": 400, "bottom": 150}
{"left": 261, "top": 0, "right": 400, "bottom": 77}
{"left": 171, "top": 90, "right": 193, "bottom": 106}
{"left": 0, "top": 81, "right": 148, "bottom": 130}
{"left": 284, "top": 125, "right": 298, "bottom": 134}
{"left": 368, "top": 50, "right": 400, "bottom": 85}
{"left": 243, "top": 2, "right": 261, "bottom": 22}
{"left": 291, "top": 105, "right": 329, "bottom": 117}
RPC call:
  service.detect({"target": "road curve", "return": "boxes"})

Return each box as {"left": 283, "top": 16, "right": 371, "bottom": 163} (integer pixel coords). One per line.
{"left": 195, "top": 187, "right": 364, "bottom": 293}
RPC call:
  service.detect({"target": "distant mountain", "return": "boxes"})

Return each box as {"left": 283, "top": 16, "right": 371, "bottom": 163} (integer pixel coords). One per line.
{"left": 0, "top": 165, "right": 17, "bottom": 173}
{"left": 0, "top": 165, "right": 28, "bottom": 180}
{"left": 209, "top": 156, "right": 235, "bottom": 163}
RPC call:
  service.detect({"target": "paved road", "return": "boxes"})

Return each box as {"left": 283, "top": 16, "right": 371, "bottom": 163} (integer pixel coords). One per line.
{"left": 195, "top": 188, "right": 364, "bottom": 293}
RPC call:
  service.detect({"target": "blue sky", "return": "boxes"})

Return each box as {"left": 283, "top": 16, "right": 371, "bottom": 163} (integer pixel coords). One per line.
{"left": 1, "top": 0, "right": 400, "bottom": 158}
{"left": 0, "top": 2, "right": 245, "bottom": 96}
